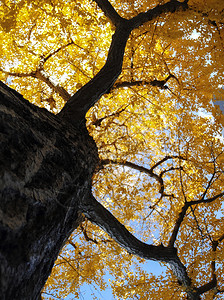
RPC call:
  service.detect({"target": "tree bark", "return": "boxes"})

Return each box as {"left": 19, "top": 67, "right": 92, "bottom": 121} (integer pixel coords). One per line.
{"left": 0, "top": 81, "right": 99, "bottom": 299}
{"left": 0, "top": 1, "right": 201, "bottom": 299}
{"left": 0, "top": 80, "right": 201, "bottom": 300}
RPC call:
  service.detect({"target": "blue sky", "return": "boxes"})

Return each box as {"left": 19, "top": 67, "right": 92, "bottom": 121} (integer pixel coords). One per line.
{"left": 63, "top": 260, "right": 165, "bottom": 300}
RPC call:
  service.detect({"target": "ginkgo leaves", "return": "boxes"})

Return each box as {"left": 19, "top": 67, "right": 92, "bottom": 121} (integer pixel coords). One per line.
{"left": 1, "top": 0, "right": 224, "bottom": 299}
{"left": 0, "top": 0, "right": 112, "bottom": 112}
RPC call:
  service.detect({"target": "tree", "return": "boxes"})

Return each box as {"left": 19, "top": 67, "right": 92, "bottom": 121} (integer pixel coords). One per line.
{"left": 0, "top": 0, "right": 224, "bottom": 299}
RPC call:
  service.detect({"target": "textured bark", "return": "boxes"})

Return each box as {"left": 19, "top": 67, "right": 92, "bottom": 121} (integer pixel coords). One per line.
{"left": 0, "top": 80, "right": 200, "bottom": 300}
{"left": 0, "top": 1, "right": 203, "bottom": 299}
{"left": 0, "top": 81, "right": 99, "bottom": 299}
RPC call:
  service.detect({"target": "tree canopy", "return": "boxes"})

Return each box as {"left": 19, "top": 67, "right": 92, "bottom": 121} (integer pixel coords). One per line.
{"left": 1, "top": 0, "right": 224, "bottom": 299}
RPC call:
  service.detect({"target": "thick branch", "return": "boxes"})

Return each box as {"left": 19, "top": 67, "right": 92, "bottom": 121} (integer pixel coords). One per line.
{"left": 58, "top": 0, "right": 189, "bottom": 125}
{"left": 168, "top": 202, "right": 189, "bottom": 247}
{"left": 113, "top": 74, "right": 176, "bottom": 90}
{"left": 93, "top": 0, "right": 124, "bottom": 26}
{"left": 128, "top": 0, "right": 189, "bottom": 30}
{"left": 114, "top": 80, "right": 147, "bottom": 88}
{"left": 80, "top": 194, "right": 199, "bottom": 300}
{"left": 92, "top": 73, "right": 176, "bottom": 125}
{"left": 58, "top": 23, "right": 131, "bottom": 124}
{"left": 197, "top": 280, "right": 217, "bottom": 296}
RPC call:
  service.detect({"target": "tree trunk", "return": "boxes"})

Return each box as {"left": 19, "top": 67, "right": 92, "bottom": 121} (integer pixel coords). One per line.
{"left": 0, "top": 81, "right": 99, "bottom": 299}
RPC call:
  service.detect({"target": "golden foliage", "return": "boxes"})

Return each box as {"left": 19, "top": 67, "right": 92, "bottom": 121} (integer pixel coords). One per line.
{"left": 1, "top": 0, "right": 224, "bottom": 299}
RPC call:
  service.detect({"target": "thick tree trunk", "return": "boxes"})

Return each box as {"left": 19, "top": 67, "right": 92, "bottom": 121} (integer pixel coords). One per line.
{"left": 0, "top": 82, "right": 99, "bottom": 299}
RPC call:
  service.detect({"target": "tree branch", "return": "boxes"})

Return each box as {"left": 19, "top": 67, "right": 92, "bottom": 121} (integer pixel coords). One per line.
{"left": 217, "top": 233, "right": 224, "bottom": 243}
{"left": 168, "top": 202, "right": 189, "bottom": 248}
{"left": 34, "top": 70, "right": 71, "bottom": 101}
{"left": 93, "top": 0, "right": 124, "bottom": 26}
{"left": 197, "top": 239, "right": 218, "bottom": 295}
{"left": 128, "top": 0, "right": 189, "bottom": 30}
{"left": 112, "top": 74, "right": 177, "bottom": 91}
{"left": 101, "top": 158, "right": 165, "bottom": 194}
{"left": 0, "top": 68, "right": 32, "bottom": 78}
{"left": 150, "top": 155, "right": 185, "bottom": 171}
{"left": 80, "top": 223, "right": 98, "bottom": 244}
{"left": 92, "top": 103, "right": 129, "bottom": 126}
{"left": 197, "top": 279, "right": 217, "bottom": 296}
{"left": 160, "top": 166, "right": 183, "bottom": 177}
{"left": 188, "top": 192, "right": 224, "bottom": 206}
{"left": 58, "top": 23, "right": 131, "bottom": 124}
{"left": 168, "top": 190, "right": 224, "bottom": 248}
{"left": 101, "top": 156, "right": 184, "bottom": 196}
{"left": 80, "top": 193, "right": 199, "bottom": 300}
{"left": 0, "top": 68, "right": 71, "bottom": 102}
{"left": 0, "top": 41, "right": 74, "bottom": 101}
{"left": 114, "top": 80, "right": 148, "bottom": 89}
{"left": 58, "top": 0, "right": 190, "bottom": 125}
{"left": 42, "top": 41, "right": 74, "bottom": 65}
{"left": 199, "top": 163, "right": 216, "bottom": 202}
